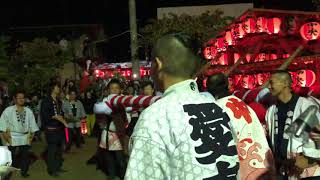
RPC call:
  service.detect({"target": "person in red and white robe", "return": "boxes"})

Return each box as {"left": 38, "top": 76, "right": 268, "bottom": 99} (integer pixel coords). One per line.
{"left": 206, "top": 73, "right": 275, "bottom": 179}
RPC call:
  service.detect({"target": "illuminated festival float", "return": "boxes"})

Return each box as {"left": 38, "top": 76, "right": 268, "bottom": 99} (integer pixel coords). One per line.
{"left": 202, "top": 9, "right": 320, "bottom": 96}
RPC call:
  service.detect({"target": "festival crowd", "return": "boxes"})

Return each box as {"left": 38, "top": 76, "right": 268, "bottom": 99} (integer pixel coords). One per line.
{"left": 1, "top": 33, "right": 320, "bottom": 180}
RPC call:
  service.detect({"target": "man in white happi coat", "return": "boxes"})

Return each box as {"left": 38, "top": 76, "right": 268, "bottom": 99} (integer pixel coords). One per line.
{"left": 125, "top": 33, "right": 240, "bottom": 179}
{"left": 0, "top": 91, "right": 39, "bottom": 178}
{"left": 266, "top": 70, "right": 320, "bottom": 180}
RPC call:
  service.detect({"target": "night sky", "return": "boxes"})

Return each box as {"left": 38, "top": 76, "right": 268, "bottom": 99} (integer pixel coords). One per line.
{"left": 0, "top": 0, "right": 316, "bottom": 62}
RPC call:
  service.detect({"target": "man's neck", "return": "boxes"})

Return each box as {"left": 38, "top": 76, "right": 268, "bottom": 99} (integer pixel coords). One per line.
{"left": 278, "top": 89, "right": 293, "bottom": 104}
{"left": 16, "top": 105, "right": 24, "bottom": 111}
{"left": 163, "top": 76, "right": 190, "bottom": 92}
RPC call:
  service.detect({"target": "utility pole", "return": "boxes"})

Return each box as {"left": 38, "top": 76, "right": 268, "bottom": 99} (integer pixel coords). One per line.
{"left": 129, "top": 0, "right": 140, "bottom": 79}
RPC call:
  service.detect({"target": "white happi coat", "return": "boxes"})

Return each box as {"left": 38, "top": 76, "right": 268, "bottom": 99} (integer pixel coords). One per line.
{"left": 216, "top": 95, "right": 274, "bottom": 180}
{"left": 62, "top": 100, "right": 86, "bottom": 128}
{"left": 266, "top": 97, "right": 320, "bottom": 179}
{"left": 125, "top": 80, "right": 240, "bottom": 180}
{"left": 0, "top": 105, "right": 39, "bottom": 146}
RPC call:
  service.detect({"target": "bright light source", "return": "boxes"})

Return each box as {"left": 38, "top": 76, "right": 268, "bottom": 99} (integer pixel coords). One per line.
{"left": 133, "top": 74, "right": 137, "bottom": 79}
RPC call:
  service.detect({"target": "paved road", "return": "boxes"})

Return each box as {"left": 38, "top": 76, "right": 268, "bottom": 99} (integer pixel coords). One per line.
{"left": 13, "top": 137, "right": 107, "bottom": 180}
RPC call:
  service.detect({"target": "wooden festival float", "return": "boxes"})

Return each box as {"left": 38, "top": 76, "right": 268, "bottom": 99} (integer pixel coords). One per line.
{"left": 202, "top": 9, "right": 320, "bottom": 96}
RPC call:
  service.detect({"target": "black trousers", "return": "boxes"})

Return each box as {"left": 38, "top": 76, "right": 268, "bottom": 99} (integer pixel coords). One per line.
{"left": 45, "top": 130, "right": 65, "bottom": 174}
{"left": 8, "top": 145, "right": 30, "bottom": 175}
{"left": 66, "top": 127, "right": 81, "bottom": 149}
{"left": 105, "top": 150, "right": 126, "bottom": 179}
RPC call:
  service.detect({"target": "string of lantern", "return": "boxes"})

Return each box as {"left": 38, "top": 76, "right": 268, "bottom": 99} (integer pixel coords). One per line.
{"left": 203, "top": 13, "right": 320, "bottom": 66}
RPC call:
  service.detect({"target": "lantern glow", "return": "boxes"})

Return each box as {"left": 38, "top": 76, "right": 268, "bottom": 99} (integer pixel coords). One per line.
{"left": 232, "top": 23, "right": 245, "bottom": 39}
{"left": 243, "top": 17, "right": 256, "bottom": 34}
{"left": 267, "top": 17, "right": 282, "bottom": 34}
{"left": 297, "top": 70, "right": 316, "bottom": 87}
{"left": 256, "top": 17, "right": 268, "bottom": 33}
{"left": 225, "top": 30, "right": 235, "bottom": 46}
{"left": 300, "top": 22, "right": 320, "bottom": 41}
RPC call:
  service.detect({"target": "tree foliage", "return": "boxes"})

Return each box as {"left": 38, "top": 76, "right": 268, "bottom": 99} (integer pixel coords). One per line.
{"left": 10, "top": 38, "right": 72, "bottom": 95}
{"left": 140, "top": 10, "right": 234, "bottom": 46}
{"left": 0, "top": 36, "right": 10, "bottom": 80}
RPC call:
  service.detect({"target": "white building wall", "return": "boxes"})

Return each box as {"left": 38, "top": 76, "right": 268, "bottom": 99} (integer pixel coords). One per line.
{"left": 157, "top": 3, "right": 253, "bottom": 19}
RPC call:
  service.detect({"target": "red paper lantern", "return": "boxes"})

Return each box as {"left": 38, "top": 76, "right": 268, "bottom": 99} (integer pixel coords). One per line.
{"left": 203, "top": 47, "right": 212, "bottom": 60}
{"left": 245, "top": 53, "right": 253, "bottom": 62}
{"left": 269, "top": 53, "right": 278, "bottom": 60}
{"left": 225, "top": 30, "right": 235, "bottom": 46}
{"left": 234, "top": 53, "right": 243, "bottom": 64}
{"left": 219, "top": 53, "right": 228, "bottom": 65}
{"left": 300, "top": 22, "right": 320, "bottom": 41}
{"left": 297, "top": 70, "right": 316, "bottom": 87}
{"left": 243, "top": 17, "right": 256, "bottom": 34}
{"left": 231, "top": 22, "right": 246, "bottom": 39}
{"left": 256, "top": 17, "right": 268, "bottom": 33}
{"left": 282, "top": 54, "right": 290, "bottom": 59}
{"left": 81, "top": 119, "right": 88, "bottom": 135}
{"left": 256, "top": 53, "right": 267, "bottom": 62}
{"left": 215, "top": 37, "right": 226, "bottom": 52}
{"left": 241, "top": 75, "right": 256, "bottom": 89}
{"left": 267, "top": 17, "right": 282, "bottom": 34}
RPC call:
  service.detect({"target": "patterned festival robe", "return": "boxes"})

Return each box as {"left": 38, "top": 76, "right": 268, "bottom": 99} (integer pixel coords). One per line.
{"left": 0, "top": 105, "right": 39, "bottom": 146}
{"left": 266, "top": 96, "right": 320, "bottom": 179}
{"left": 216, "top": 95, "right": 274, "bottom": 180}
{"left": 125, "top": 80, "right": 240, "bottom": 179}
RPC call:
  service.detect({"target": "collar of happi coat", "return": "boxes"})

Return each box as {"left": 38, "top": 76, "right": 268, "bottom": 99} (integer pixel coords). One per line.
{"left": 163, "top": 79, "right": 199, "bottom": 96}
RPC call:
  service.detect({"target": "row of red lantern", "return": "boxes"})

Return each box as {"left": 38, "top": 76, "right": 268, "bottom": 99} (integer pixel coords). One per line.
{"left": 94, "top": 68, "right": 151, "bottom": 78}
{"left": 208, "top": 52, "right": 291, "bottom": 65}
{"left": 215, "top": 17, "right": 283, "bottom": 50}
{"left": 204, "top": 20, "right": 320, "bottom": 60}
{"left": 222, "top": 69, "right": 317, "bottom": 90}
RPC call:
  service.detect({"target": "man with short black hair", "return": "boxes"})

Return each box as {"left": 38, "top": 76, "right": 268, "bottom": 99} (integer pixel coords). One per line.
{"left": 40, "top": 82, "right": 67, "bottom": 177}
{"left": 266, "top": 70, "right": 320, "bottom": 179}
{"left": 125, "top": 33, "right": 240, "bottom": 179}
{"left": 142, "top": 81, "right": 155, "bottom": 96}
{"left": 0, "top": 91, "right": 39, "bottom": 178}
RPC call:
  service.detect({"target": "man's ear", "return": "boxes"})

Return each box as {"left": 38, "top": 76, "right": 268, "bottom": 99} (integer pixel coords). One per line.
{"left": 155, "top": 57, "right": 163, "bottom": 72}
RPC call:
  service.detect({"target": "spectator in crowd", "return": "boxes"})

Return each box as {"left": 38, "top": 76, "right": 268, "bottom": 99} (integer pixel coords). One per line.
{"left": 0, "top": 91, "right": 39, "bottom": 178}
{"left": 63, "top": 90, "right": 86, "bottom": 152}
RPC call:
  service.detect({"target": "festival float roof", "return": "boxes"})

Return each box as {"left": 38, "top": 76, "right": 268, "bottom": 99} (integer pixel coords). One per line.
{"left": 203, "top": 8, "right": 320, "bottom": 76}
